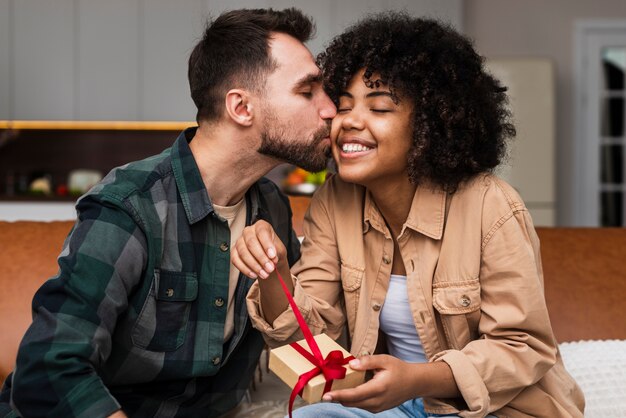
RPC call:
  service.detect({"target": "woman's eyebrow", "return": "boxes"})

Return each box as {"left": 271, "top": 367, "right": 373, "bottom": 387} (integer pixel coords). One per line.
{"left": 366, "top": 91, "right": 393, "bottom": 98}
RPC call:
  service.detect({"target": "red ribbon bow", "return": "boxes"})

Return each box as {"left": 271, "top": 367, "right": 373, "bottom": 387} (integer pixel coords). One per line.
{"left": 275, "top": 270, "right": 354, "bottom": 418}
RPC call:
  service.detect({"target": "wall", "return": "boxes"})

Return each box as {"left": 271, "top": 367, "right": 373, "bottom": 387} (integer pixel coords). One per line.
{"left": 464, "top": 0, "right": 626, "bottom": 226}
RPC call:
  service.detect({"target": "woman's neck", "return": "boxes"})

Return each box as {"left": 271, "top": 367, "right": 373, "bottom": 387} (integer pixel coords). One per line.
{"left": 368, "top": 177, "right": 416, "bottom": 239}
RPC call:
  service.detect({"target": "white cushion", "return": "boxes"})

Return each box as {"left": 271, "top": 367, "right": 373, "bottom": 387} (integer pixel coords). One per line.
{"left": 559, "top": 339, "right": 626, "bottom": 417}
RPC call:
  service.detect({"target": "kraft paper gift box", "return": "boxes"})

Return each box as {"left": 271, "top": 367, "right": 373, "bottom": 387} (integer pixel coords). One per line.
{"left": 269, "top": 333, "right": 366, "bottom": 404}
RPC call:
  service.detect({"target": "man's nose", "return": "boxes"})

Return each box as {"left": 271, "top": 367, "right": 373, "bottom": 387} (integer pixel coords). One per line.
{"left": 319, "top": 94, "right": 337, "bottom": 120}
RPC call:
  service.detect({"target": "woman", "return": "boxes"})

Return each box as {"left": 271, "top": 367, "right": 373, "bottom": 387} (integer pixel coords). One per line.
{"left": 233, "top": 13, "right": 584, "bottom": 418}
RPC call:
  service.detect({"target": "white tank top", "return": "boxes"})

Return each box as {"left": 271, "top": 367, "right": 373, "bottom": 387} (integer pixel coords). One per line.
{"left": 379, "top": 274, "right": 427, "bottom": 363}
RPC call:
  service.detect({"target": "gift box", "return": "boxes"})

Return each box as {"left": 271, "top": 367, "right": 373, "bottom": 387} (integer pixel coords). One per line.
{"left": 269, "top": 333, "right": 365, "bottom": 403}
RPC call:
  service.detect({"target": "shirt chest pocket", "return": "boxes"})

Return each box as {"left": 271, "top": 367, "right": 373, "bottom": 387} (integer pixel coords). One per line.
{"left": 340, "top": 263, "right": 364, "bottom": 339}
{"left": 432, "top": 279, "right": 481, "bottom": 350}
{"left": 132, "top": 269, "right": 198, "bottom": 352}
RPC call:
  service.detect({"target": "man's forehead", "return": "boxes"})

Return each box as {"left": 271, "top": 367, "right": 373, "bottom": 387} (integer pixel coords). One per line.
{"left": 268, "top": 33, "right": 319, "bottom": 84}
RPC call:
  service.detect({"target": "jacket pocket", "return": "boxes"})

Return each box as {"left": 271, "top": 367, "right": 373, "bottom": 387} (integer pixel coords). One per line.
{"left": 132, "top": 269, "right": 198, "bottom": 352}
{"left": 432, "top": 279, "right": 481, "bottom": 350}
{"left": 340, "top": 263, "right": 364, "bottom": 339}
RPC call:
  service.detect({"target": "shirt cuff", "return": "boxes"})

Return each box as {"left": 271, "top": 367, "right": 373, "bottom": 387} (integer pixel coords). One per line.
{"left": 246, "top": 274, "right": 312, "bottom": 346}
{"left": 432, "top": 349, "right": 490, "bottom": 418}
{"left": 49, "top": 375, "right": 121, "bottom": 418}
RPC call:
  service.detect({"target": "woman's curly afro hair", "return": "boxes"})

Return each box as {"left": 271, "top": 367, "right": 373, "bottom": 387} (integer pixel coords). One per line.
{"left": 317, "top": 12, "right": 516, "bottom": 192}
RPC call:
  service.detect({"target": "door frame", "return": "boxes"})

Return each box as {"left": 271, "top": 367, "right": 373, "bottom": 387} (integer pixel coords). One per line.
{"left": 573, "top": 20, "right": 626, "bottom": 226}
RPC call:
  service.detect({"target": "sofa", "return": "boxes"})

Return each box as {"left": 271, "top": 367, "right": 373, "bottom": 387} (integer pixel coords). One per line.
{"left": 1, "top": 196, "right": 625, "bottom": 417}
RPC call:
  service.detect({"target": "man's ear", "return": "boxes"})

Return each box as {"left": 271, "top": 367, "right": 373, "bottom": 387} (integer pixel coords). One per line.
{"left": 225, "top": 89, "right": 254, "bottom": 127}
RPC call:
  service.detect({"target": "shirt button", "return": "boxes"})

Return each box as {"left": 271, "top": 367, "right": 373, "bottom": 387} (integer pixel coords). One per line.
{"left": 219, "top": 242, "right": 229, "bottom": 252}
{"left": 382, "top": 255, "right": 391, "bottom": 264}
{"left": 360, "top": 350, "right": 371, "bottom": 357}
{"left": 166, "top": 288, "right": 174, "bottom": 297}
{"left": 372, "top": 302, "right": 382, "bottom": 311}
{"left": 214, "top": 297, "right": 225, "bottom": 307}
{"left": 460, "top": 295, "right": 471, "bottom": 307}
{"left": 212, "top": 356, "right": 221, "bottom": 365}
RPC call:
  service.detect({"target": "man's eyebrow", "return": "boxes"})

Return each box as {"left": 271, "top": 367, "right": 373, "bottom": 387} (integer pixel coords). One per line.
{"left": 294, "top": 72, "right": 323, "bottom": 88}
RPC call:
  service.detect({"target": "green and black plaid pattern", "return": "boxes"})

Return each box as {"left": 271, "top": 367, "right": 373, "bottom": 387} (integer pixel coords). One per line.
{"left": 0, "top": 128, "right": 301, "bottom": 418}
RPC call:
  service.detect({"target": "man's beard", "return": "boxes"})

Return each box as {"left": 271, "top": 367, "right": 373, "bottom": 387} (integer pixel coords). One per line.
{"left": 257, "top": 111, "right": 331, "bottom": 173}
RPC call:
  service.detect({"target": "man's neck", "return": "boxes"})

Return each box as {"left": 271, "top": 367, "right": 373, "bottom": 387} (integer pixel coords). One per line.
{"left": 189, "top": 123, "right": 277, "bottom": 206}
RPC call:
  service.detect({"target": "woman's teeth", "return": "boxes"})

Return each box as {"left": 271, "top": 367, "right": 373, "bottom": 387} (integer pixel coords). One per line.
{"left": 342, "top": 143, "right": 372, "bottom": 153}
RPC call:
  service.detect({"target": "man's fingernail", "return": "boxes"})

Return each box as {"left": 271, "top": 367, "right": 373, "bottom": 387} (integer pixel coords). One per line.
{"left": 268, "top": 248, "right": 276, "bottom": 258}
{"left": 349, "top": 359, "right": 360, "bottom": 367}
{"left": 259, "top": 270, "right": 269, "bottom": 279}
{"left": 249, "top": 271, "right": 258, "bottom": 279}
{"left": 322, "top": 394, "right": 332, "bottom": 402}
{"left": 265, "top": 262, "right": 275, "bottom": 272}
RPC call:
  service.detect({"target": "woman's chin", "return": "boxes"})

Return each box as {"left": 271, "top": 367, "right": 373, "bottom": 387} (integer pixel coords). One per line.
{"left": 337, "top": 168, "right": 369, "bottom": 187}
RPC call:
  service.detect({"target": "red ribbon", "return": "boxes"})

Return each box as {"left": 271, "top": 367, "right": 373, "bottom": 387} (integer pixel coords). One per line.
{"left": 275, "top": 270, "right": 354, "bottom": 418}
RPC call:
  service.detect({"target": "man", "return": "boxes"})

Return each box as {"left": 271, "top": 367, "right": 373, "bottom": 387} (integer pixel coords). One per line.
{"left": 0, "top": 8, "right": 335, "bottom": 417}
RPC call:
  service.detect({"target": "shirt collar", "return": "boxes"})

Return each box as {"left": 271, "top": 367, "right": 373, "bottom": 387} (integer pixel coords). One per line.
{"left": 171, "top": 127, "right": 214, "bottom": 224}
{"left": 171, "top": 127, "right": 263, "bottom": 226}
{"left": 363, "top": 182, "right": 447, "bottom": 240}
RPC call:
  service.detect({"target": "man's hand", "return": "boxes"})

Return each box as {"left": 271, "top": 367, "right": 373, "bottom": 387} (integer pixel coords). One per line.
{"left": 108, "top": 411, "right": 128, "bottom": 418}
{"left": 321, "top": 355, "right": 460, "bottom": 412}
{"left": 231, "top": 220, "right": 292, "bottom": 324}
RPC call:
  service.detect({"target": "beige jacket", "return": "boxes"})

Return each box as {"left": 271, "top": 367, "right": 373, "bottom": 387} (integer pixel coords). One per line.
{"left": 247, "top": 174, "right": 584, "bottom": 417}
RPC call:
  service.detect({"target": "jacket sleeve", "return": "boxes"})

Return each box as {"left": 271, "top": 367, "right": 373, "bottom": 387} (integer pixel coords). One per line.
{"left": 432, "top": 208, "right": 558, "bottom": 416}
{"left": 247, "top": 180, "right": 347, "bottom": 347}
{"left": 10, "top": 196, "right": 148, "bottom": 418}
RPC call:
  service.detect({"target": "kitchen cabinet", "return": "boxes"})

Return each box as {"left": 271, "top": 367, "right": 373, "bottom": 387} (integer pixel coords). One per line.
{"left": 0, "top": 0, "right": 10, "bottom": 120}
{"left": 13, "top": 0, "right": 75, "bottom": 120}
{"left": 0, "top": 0, "right": 462, "bottom": 121}
{"left": 486, "top": 58, "right": 556, "bottom": 226}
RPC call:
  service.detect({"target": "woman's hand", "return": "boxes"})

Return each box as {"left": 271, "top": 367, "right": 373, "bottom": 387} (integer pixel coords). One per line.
{"left": 231, "top": 220, "right": 288, "bottom": 280}
{"left": 322, "top": 355, "right": 417, "bottom": 412}
{"left": 322, "top": 355, "right": 460, "bottom": 412}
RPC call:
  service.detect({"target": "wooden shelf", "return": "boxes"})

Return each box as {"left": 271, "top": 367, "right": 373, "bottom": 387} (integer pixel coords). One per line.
{"left": 0, "top": 120, "right": 196, "bottom": 131}
{"left": 0, "top": 195, "right": 78, "bottom": 202}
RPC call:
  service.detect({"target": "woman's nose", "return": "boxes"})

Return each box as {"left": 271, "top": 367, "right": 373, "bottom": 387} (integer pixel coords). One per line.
{"left": 341, "top": 109, "right": 364, "bottom": 131}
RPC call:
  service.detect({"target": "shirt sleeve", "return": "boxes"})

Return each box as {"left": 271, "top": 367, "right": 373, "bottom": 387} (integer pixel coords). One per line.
{"left": 10, "top": 196, "right": 148, "bottom": 418}
{"left": 432, "top": 208, "right": 558, "bottom": 416}
{"left": 247, "top": 181, "right": 347, "bottom": 347}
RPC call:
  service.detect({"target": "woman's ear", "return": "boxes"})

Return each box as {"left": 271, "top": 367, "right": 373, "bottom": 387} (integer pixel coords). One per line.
{"left": 225, "top": 89, "right": 254, "bottom": 127}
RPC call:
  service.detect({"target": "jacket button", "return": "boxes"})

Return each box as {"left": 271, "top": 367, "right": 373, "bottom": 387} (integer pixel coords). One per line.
{"left": 166, "top": 288, "right": 174, "bottom": 297}
{"left": 372, "top": 303, "right": 382, "bottom": 311}
{"left": 212, "top": 356, "right": 221, "bottom": 365}
{"left": 459, "top": 295, "right": 471, "bottom": 307}
{"left": 219, "top": 242, "right": 229, "bottom": 252}
{"left": 214, "top": 297, "right": 225, "bottom": 307}
{"left": 382, "top": 255, "right": 391, "bottom": 264}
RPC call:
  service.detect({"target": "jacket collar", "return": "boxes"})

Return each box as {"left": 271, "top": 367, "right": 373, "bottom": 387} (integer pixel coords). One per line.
{"left": 363, "top": 182, "right": 447, "bottom": 240}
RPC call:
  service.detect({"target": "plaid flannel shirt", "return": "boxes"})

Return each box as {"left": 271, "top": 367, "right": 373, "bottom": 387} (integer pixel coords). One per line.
{"left": 0, "top": 128, "right": 301, "bottom": 418}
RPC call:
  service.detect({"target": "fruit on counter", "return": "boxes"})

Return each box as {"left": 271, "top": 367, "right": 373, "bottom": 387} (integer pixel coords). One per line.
{"left": 29, "top": 177, "right": 52, "bottom": 196}
{"left": 284, "top": 168, "right": 327, "bottom": 186}
{"left": 55, "top": 184, "right": 69, "bottom": 197}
